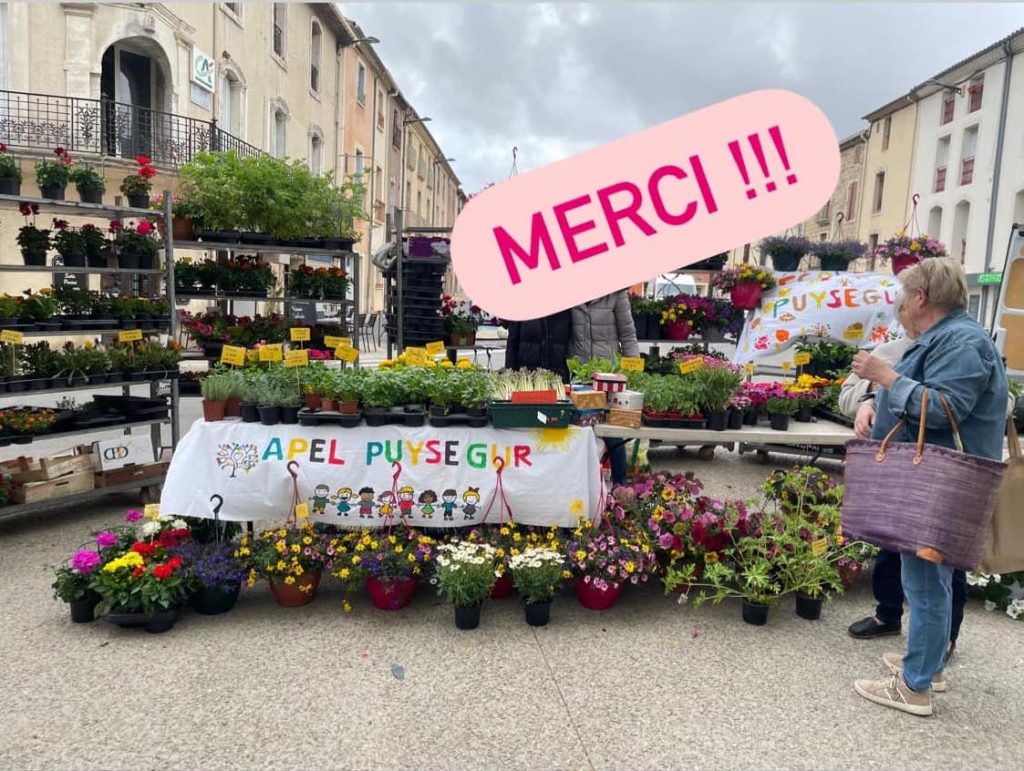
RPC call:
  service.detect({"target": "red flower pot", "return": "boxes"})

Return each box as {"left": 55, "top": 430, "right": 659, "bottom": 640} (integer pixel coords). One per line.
{"left": 269, "top": 571, "right": 322, "bottom": 607}
{"left": 575, "top": 578, "right": 622, "bottom": 610}
{"left": 321, "top": 398, "right": 338, "bottom": 412}
{"left": 892, "top": 254, "right": 920, "bottom": 276}
{"left": 663, "top": 320, "right": 692, "bottom": 341}
{"left": 490, "top": 573, "right": 515, "bottom": 599}
{"left": 224, "top": 397, "right": 241, "bottom": 417}
{"left": 339, "top": 400, "right": 360, "bottom": 415}
{"left": 305, "top": 393, "right": 322, "bottom": 410}
{"left": 172, "top": 217, "right": 194, "bottom": 242}
{"left": 730, "top": 283, "right": 763, "bottom": 311}
{"left": 450, "top": 332, "right": 476, "bottom": 348}
{"left": 367, "top": 576, "right": 417, "bottom": 610}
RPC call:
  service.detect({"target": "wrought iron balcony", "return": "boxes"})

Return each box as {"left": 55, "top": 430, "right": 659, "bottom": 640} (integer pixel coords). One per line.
{"left": 0, "top": 89, "right": 261, "bottom": 167}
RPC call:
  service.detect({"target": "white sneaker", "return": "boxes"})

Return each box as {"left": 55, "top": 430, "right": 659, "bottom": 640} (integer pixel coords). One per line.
{"left": 854, "top": 673, "right": 933, "bottom": 717}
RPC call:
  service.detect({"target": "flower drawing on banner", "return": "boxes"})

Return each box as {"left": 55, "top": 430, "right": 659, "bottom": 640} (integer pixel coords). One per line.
{"left": 529, "top": 427, "right": 573, "bottom": 453}
{"left": 870, "top": 325, "right": 890, "bottom": 344}
{"left": 754, "top": 336, "right": 769, "bottom": 351}
{"left": 569, "top": 499, "right": 585, "bottom": 516}
{"left": 216, "top": 443, "right": 260, "bottom": 478}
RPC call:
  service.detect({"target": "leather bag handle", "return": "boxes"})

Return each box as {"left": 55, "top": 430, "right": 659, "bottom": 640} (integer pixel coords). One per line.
{"left": 876, "top": 387, "right": 931, "bottom": 464}
{"left": 935, "top": 392, "right": 965, "bottom": 453}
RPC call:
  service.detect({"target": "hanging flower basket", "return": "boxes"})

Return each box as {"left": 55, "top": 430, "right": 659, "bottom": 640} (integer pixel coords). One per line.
{"left": 730, "top": 283, "right": 763, "bottom": 311}
{"left": 663, "top": 320, "right": 692, "bottom": 341}
{"left": 759, "top": 235, "right": 812, "bottom": 272}
{"left": 811, "top": 240, "right": 868, "bottom": 272}
{"left": 269, "top": 570, "right": 322, "bottom": 607}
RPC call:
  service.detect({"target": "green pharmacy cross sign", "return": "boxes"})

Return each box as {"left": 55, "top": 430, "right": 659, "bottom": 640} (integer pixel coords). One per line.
{"left": 977, "top": 273, "right": 1003, "bottom": 285}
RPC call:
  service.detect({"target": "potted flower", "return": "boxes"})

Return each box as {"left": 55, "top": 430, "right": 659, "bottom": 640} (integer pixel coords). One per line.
{"left": 151, "top": 194, "right": 199, "bottom": 241}
{"left": 35, "top": 146, "right": 73, "bottom": 199}
{"left": 659, "top": 295, "right": 705, "bottom": 341}
{"left": 693, "top": 362, "right": 744, "bottom": 431}
{"left": 765, "top": 393, "right": 799, "bottom": 431}
{"left": 243, "top": 524, "right": 325, "bottom": 607}
{"left": 712, "top": 264, "right": 777, "bottom": 311}
{"left": 200, "top": 370, "right": 234, "bottom": 421}
{"left": 178, "top": 540, "right": 248, "bottom": 615}
{"left": 110, "top": 220, "right": 159, "bottom": 270}
{"left": 341, "top": 525, "right": 435, "bottom": 610}
{"left": 433, "top": 540, "right": 499, "bottom": 630}
{"left": 80, "top": 224, "right": 108, "bottom": 268}
{"left": 785, "top": 379, "right": 823, "bottom": 423}
{"left": 69, "top": 163, "right": 106, "bottom": 204}
{"left": 440, "top": 296, "right": 483, "bottom": 347}
{"left": 566, "top": 517, "right": 656, "bottom": 610}
{"left": 509, "top": 546, "right": 566, "bottom": 626}
{"left": 873, "top": 233, "right": 948, "bottom": 275}
{"left": 728, "top": 393, "right": 751, "bottom": 430}
{"left": 15, "top": 202, "right": 49, "bottom": 266}
{"left": 120, "top": 154, "right": 157, "bottom": 208}
{"left": 811, "top": 239, "right": 868, "bottom": 272}
{"left": 50, "top": 219, "right": 87, "bottom": 268}
{"left": 51, "top": 549, "right": 103, "bottom": 622}
{"left": 0, "top": 142, "right": 22, "bottom": 195}
{"left": 758, "top": 235, "right": 812, "bottom": 272}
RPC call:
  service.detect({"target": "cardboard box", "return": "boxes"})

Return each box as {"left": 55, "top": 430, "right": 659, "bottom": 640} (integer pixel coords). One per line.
{"left": 12, "top": 470, "right": 95, "bottom": 504}
{"left": 570, "top": 409, "right": 607, "bottom": 428}
{"left": 608, "top": 408, "right": 643, "bottom": 429}
{"left": 91, "top": 436, "right": 156, "bottom": 471}
{"left": 593, "top": 373, "right": 628, "bottom": 393}
{"left": 94, "top": 460, "right": 170, "bottom": 488}
{"left": 569, "top": 389, "right": 607, "bottom": 410}
{"left": 608, "top": 389, "right": 645, "bottom": 411}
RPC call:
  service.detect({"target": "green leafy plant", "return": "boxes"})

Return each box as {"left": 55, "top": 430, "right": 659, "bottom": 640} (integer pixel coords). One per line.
{"left": 51, "top": 219, "right": 86, "bottom": 257}
{"left": 765, "top": 395, "right": 799, "bottom": 416}
{"left": 69, "top": 164, "right": 106, "bottom": 193}
{"left": 362, "top": 370, "right": 398, "bottom": 409}
{"left": 179, "top": 151, "right": 246, "bottom": 231}
{"left": 0, "top": 143, "right": 22, "bottom": 181}
{"left": 34, "top": 147, "right": 73, "bottom": 187}
{"left": 201, "top": 372, "right": 235, "bottom": 402}
{"left": 693, "top": 365, "right": 744, "bottom": 412}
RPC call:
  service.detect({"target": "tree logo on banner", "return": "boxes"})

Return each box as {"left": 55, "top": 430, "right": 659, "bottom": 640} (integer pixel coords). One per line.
{"left": 216, "top": 443, "right": 260, "bottom": 478}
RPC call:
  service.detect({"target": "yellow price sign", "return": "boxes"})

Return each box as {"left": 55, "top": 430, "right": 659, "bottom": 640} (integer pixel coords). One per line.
{"left": 425, "top": 341, "right": 446, "bottom": 356}
{"left": 284, "top": 349, "right": 309, "bottom": 368}
{"left": 405, "top": 347, "right": 428, "bottom": 365}
{"left": 678, "top": 359, "right": 702, "bottom": 375}
{"left": 335, "top": 344, "right": 358, "bottom": 363}
{"left": 0, "top": 329, "right": 24, "bottom": 344}
{"left": 290, "top": 327, "right": 311, "bottom": 342}
{"left": 794, "top": 352, "right": 811, "bottom": 367}
{"left": 295, "top": 502, "right": 310, "bottom": 520}
{"left": 324, "top": 335, "right": 351, "bottom": 349}
{"left": 744, "top": 362, "right": 755, "bottom": 376}
{"left": 118, "top": 329, "right": 143, "bottom": 343}
{"left": 811, "top": 538, "right": 828, "bottom": 557}
{"left": 144, "top": 503, "right": 160, "bottom": 519}
{"left": 220, "top": 345, "right": 246, "bottom": 366}
{"left": 843, "top": 327, "right": 865, "bottom": 342}
{"left": 780, "top": 360, "right": 793, "bottom": 373}
{"left": 619, "top": 357, "right": 645, "bottom": 372}
{"left": 259, "top": 344, "right": 283, "bottom": 362}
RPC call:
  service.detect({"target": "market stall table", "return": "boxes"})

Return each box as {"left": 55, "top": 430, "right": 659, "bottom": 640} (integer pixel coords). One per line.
{"left": 160, "top": 420, "right": 604, "bottom": 528}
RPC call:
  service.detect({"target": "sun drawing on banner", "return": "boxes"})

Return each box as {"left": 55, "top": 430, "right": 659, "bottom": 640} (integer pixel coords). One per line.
{"left": 216, "top": 443, "right": 260, "bottom": 478}
{"left": 528, "top": 427, "right": 573, "bottom": 453}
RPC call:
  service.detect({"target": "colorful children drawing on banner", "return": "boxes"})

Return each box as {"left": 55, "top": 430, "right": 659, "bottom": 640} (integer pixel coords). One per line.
{"left": 357, "top": 487, "right": 375, "bottom": 519}
{"left": 440, "top": 489, "right": 459, "bottom": 521}
{"left": 333, "top": 487, "right": 354, "bottom": 517}
{"left": 419, "top": 490, "right": 437, "bottom": 519}
{"left": 397, "top": 486, "right": 416, "bottom": 518}
{"left": 462, "top": 488, "right": 481, "bottom": 520}
{"left": 377, "top": 491, "right": 396, "bottom": 518}
{"left": 311, "top": 484, "right": 331, "bottom": 516}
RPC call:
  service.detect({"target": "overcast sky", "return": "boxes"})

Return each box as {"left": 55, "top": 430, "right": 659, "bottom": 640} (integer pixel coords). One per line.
{"left": 343, "top": 2, "right": 1024, "bottom": 194}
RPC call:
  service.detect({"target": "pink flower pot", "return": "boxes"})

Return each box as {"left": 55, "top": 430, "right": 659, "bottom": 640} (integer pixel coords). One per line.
{"left": 575, "top": 578, "right": 622, "bottom": 610}
{"left": 490, "top": 573, "right": 515, "bottom": 599}
{"left": 730, "top": 283, "right": 763, "bottom": 311}
{"left": 892, "top": 254, "right": 920, "bottom": 276}
{"left": 663, "top": 320, "right": 692, "bottom": 341}
{"left": 367, "top": 576, "right": 417, "bottom": 610}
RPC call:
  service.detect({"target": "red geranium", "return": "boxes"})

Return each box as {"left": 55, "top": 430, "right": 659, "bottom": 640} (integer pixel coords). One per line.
{"left": 131, "top": 541, "right": 158, "bottom": 556}
{"left": 132, "top": 566, "right": 146, "bottom": 579}
{"left": 167, "top": 556, "right": 182, "bottom": 570}
{"left": 139, "top": 165, "right": 157, "bottom": 179}
{"left": 155, "top": 528, "right": 190, "bottom": 549}
{"left": 136, "top": 220, "right": 154, "bottom": 236}
{"left": 135, "top": 155, "right": 152, "bottom": 166}
{"left": 0, "top": 143, "right": 7, "bottom": 153}
{"left": 152, "top": 564, "right": 172, "bottom": 580}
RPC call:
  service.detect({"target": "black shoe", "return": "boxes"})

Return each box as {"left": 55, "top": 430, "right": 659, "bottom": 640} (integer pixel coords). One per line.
{"left": 848, "top": 616, "right": 901, "bottom": 639}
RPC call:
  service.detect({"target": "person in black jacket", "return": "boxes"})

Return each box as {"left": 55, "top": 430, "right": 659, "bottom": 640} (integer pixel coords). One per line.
{"left": 503, "top": 311, "right": 573, "bottom": 381}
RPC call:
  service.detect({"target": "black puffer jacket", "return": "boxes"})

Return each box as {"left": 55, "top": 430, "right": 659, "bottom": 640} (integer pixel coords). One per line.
{"left": 504, "top": 311, "right": 573, "bottom": 380}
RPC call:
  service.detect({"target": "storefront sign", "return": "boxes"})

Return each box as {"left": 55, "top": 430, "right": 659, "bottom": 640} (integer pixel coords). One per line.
{"left": 160, "top": 422, "right": 605, "bottom": 528}
{"left": 191, "top": 47, "right": 215, "bottom": 93}
{"left": 977, "top": 272, "right": 1003, "bottom": 285}
{"left": 733, "top": 272, "right": 902, "bottom": 364}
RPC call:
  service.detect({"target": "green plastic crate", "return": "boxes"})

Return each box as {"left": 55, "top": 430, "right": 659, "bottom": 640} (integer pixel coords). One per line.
{"left": 488, "top": 401, "right": 574, "bottom": 429}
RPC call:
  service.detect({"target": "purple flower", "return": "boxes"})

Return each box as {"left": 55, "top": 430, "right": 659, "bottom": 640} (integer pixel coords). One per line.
{"left": 125, "top": 509, "right": 143, "bottom": 523}
{"left": 71, "top": 550, "right": 101, "bottom": 574}
{"left": 96, "top": 531, "right": 118, "bottom": 549}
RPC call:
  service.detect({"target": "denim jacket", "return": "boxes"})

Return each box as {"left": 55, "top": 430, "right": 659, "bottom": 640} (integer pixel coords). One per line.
{"left": 872, "top": 309, "right": 1008, "bottom": 461}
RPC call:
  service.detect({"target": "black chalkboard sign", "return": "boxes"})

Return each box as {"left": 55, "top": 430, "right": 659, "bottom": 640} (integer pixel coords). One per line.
{"left": 54, "top": 272, "right": 87, "bottom": 290}
{"left": 286, "top": 300, "right": 317, "bottom": 325}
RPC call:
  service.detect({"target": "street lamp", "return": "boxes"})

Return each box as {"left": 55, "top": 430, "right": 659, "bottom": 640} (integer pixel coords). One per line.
{"left": 337, "top": 36, "right": 380, "bottom": 51}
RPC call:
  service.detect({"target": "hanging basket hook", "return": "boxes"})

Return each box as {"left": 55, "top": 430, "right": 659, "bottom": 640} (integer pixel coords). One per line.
{"left": 286, "top": 461, "right": 300, "bottom": 480}
{"left": 210, "top": 494, "right": 224, "bottom": 515}
{"left": 912, "top": 193, "right": 921, "bottom": 206}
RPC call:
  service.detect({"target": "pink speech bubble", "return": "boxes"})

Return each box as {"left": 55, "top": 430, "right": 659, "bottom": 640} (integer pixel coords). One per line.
{"left": 450, "top": 89, "right": 840, "bottom": 320}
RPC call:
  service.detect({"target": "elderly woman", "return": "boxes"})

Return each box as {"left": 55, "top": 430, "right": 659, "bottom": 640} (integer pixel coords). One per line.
{"left": 850, "top": 259, "right": 1008, "bottom": 717}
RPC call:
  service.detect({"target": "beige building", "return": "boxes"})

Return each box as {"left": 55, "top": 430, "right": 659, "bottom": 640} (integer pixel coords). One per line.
{"left": 0, "top": 1, "right": 461, "bottom": 310}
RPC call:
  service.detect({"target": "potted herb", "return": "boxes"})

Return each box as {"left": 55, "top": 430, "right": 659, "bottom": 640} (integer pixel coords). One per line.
{"left": 694, "top": 363, "right": 744, "bottom": 431}
{"left": 509, "top": 546, "right": 566, "bottom": 627}
{"left": 811, "top": 239, "right": 868, "bottom": 272}
{"left": 0, "top": 142, "right": 22, "bottom": 195}
{"left": 35, "top": 146, "right": 73, "bottom": 199}
{"left": 198, "top": 371, "right": 228, "bottom": 422}
{"left": 426, "top": 368, "right": 457, "bottom": 418}
{"left": 641, "top": 377, "right": 671, "bottom": 426}
{"left": 16, "top": 202, "right": 49, "bottom": 266}
{"left": 243, "top": 525, "right": 325, "bottom": 607}
{"left": 333, "top": 367, "right": 364, "bottom": 414}
{"left": 51, "top": 549, "right": 103, "bottom": 623}
{"left": 120, "top": 154, "right": 157, "bottom": 208}
{"left": 362, "top": 370, "right": 397, "bottom": 426}
{"left": 758, "top": 235, "right": 812, "bottom": 272}
{"left": 337, "top": 525, "right": 435, "bottom": 611}
{"left": 459, "top": 370, "right": 490, "bottom": 427}
{"left": 51, "top": 218, "right": 86, "bottom": 268}
{"left": 178, "top": 540, "right": 247, "bottom": 615}
{"left": 70, "top": 163, "right": 106, "bottom": 204}
{"left": 712, "top": 264, "right": 777, "bottom": 311}
{"left": 434, "top": 540, "right": 498, "bottom": 630}
{"left": 765, "top": 394, "right": 799, "bottom": 431}
{"left": 665, "top": 376, "right": 703, "bottom": 427}
{"left": 80, "top": 223, "right": 108, "bottom": 268}
{"left": 179, "top": 151, "right": 246, "bottom": 241}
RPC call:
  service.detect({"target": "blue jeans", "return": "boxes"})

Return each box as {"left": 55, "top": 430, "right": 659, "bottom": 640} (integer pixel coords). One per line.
{"left": 900, "top": 553, "right": 953, "bottom": 692}
{"left": 874, "top": 549, "right": 967, "bottom": 647}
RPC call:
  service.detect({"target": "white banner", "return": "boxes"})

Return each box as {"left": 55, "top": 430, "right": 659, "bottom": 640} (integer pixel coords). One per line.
{"left": 160, "top": 421, "right": 605, "bottom": 528}
{"left": 733, "top": 272, "right": 903, "bottom": 364}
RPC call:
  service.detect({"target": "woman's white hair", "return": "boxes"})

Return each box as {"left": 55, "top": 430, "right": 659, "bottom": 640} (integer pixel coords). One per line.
{"left": 898, "top": 258, "right": 968, "bottom": 312}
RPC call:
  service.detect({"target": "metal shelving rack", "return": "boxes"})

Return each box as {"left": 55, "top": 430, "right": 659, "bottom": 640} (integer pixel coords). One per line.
{"left": 0, "top": 191, "right": 178, "bottom": 518}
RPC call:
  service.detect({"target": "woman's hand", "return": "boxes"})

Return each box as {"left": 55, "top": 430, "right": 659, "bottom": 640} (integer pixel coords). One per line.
{"left": 852, "top": 351, "right": 898, "bottom": 389}
{"left": 854, "top": 401, "right": 876, "bottom": 439}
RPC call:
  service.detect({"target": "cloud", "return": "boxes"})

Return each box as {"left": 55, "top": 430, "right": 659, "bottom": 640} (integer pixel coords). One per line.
{"left": 343, "top": 2, "right": 1024, "bottom": 193}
